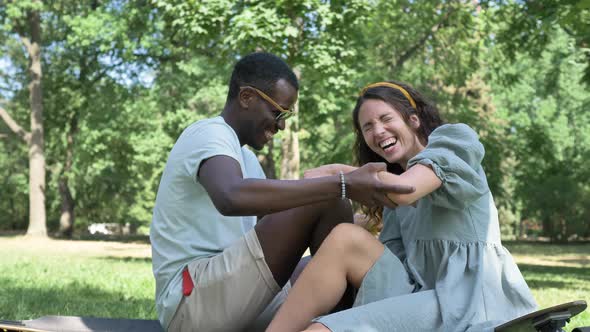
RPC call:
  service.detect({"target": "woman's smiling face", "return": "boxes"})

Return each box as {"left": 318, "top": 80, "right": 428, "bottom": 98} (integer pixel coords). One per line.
{"left": 358, "top": 99, "right": 425, "bottom": 169}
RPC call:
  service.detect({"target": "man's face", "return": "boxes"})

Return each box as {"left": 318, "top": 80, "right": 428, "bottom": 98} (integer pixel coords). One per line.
{"left": 241, "top": 79, "right": 298, "bottom": 150}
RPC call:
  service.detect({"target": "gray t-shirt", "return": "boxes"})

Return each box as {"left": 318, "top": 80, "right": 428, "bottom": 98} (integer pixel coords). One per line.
{"left": 150, "top": 116, "right": 265, "bottom": 328}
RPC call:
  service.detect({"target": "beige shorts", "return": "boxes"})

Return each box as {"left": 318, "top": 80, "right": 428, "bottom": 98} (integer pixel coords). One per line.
{"left": 168, "top": 229, "right": 290, "bottom": 332}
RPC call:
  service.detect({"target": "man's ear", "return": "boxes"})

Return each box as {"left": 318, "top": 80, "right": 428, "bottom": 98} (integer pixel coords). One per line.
{"left": 238, "top": 87, "right": 255, "bottom": 109}
{"left": 409, "top": 114, "right": 421, "bottom": 129}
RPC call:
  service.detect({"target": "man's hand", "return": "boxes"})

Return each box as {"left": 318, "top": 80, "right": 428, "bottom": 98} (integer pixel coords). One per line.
{"left": 345, "top": 163, "right": 414, "bottom": 208}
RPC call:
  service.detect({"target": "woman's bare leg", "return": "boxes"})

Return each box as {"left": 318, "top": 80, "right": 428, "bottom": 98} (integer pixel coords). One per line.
{"left": 302, "top": 323, "right": 331, "bottom": 331}
{"left": 265, "top": 223, "right": 385, "bottom": 332}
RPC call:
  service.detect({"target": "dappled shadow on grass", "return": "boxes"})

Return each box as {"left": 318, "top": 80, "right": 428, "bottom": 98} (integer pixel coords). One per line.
{"left": 519, "top": 264, "right": 590, "bottom": 280}
{"left": 525, "top": 278, "right": 570, "bottom": 290}
{"left": 99, "top": 256, "right": 152, "bottom": 264}
{"left": 0, "top": 277, "right": 157, "bottom": 321}
{"left": 0, "top": 232, "right": 151, "bottom": 244}
{"left": 504, "top": 241, "right": 590, "bottom": 256}
{"left": 518, "top": 263, "right": 590, "bottom": 290}
{"left": 561, "top": 257, "right": 590, "bottom": 265}
{"left": 0, "top": 231, "right": 26, "bottom": 238}
{"left": 61, "top": 234, "right": 151, "bottom": 244}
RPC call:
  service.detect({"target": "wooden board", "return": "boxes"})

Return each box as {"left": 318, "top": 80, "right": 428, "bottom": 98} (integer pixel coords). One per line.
{"left": 0, "top": 316, "right": 163, "bottom": 332}
{"left": 495, "top": 300, "right": 587, "bottom": 332}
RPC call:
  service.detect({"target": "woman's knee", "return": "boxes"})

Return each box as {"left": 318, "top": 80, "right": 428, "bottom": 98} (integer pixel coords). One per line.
{"left": 319, "top": 223, "right": 384, "bottom": 287}
{"left": 326, "top": 223, "right": 377, "bottom": 253}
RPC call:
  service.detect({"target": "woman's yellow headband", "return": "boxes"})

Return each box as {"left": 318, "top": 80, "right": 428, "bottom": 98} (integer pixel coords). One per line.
{"left": 360, "top": 82, "right": 417, "bottom": 109}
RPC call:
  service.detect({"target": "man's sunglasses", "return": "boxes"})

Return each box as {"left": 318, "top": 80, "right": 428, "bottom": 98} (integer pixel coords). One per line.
{"left": 241, "top": 86, "right": 295, "bottom": 121}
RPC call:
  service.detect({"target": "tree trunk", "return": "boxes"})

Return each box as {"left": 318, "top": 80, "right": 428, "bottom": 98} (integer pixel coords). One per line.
{"left": 258, "top": 139, "right": 277, "bottom": 179}
{"left": 24, "top": 4, "right": 47, "bottom": 237}
{"left": 280, "top": 113, "right": 300, "bottom": 180}
{"left": 57, "top": 108, "right": 78, "bottom": 237}
{"left": 58, "top": 177, "right": 75, "bottom": 237}
{"left": 560, "top": 216, "right": 568, "bottom": 243}
{"left": 280, "top": 68, "right": 300, "bottom": 180}
{"left": 543, "top": 217, "right": 555, "bottom": 242}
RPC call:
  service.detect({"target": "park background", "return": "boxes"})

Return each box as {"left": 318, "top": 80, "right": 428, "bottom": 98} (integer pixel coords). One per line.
{"left": 0, "top": 0, "right": 589, "bottom": 330}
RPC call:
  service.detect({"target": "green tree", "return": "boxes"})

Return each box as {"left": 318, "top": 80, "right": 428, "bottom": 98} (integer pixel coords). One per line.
{"left": 487, "top": 28, "right": 590, "bottom": 241}
{"left": 152, "top": 0, "right": 373, "bottom": 179}
{"left": 41, "top": 1, "right": 158, "bottom": 236}
{"left": 1, "top": 0, "right": 163, "bottom": 236}
{"left": 1, "top": 0, "right": 588, "bottom": 241}
{"left": 0, "top": 0, "right": 47, "bottom": 237}
{"left": 486, "top": 0, "right": 590, "bottom": 84}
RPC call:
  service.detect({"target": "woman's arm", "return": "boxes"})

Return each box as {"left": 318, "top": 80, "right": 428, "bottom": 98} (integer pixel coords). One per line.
{"left": 303, "top": 163, "right": 358, "bottom": 179}
{"left": 304, "top": 163, "right": 436, "bottom": 206}
{"left": 378, "top": 164, "right": 442, "bottom": 206}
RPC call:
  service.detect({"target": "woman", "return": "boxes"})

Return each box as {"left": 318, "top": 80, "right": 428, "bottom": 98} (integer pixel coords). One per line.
{"left": 266, "top": 81, "right": 537, "bottom": 332}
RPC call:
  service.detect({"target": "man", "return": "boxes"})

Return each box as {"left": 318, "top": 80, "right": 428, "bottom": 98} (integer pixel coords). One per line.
{"left": 150, "top": 52, "right": 413, "bottom": 332}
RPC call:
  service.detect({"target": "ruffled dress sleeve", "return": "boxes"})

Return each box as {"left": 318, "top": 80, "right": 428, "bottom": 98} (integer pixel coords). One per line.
{"left": 407, "top": 123, "right": 489, "bottom": 210}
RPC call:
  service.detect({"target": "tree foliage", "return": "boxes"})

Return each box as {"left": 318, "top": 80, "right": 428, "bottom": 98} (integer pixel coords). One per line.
{"left": 0, "top": 0, "right": 588, "bottom": 241}
{"left": 484, "top": 0, "right": 590, "bottom": 84}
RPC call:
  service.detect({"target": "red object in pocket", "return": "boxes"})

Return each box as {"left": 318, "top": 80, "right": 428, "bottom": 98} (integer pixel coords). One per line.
{"left": 182, "top": 266, "right": 194, "bottom": 296}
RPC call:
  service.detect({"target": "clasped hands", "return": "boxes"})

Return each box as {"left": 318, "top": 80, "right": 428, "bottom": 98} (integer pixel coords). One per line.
{"left": 304, "top": 163, "right": 414, "bottom": 209}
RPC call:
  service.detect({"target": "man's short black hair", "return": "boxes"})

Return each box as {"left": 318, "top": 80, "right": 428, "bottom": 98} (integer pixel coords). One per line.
{"left": 227, "top": 52, "right": 299, "bottom": 100}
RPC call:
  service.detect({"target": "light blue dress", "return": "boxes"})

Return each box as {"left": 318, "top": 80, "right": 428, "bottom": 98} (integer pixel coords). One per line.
{"left": 315, "top": 124, "right": 537, "bottom": 332}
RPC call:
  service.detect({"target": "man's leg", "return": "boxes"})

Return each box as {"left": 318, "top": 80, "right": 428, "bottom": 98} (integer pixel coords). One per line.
{"left": 169, "top": 200, "right": 356, "bottom": 332}
{"left": 247, "top": 199, "right": 356, "bottom": 331}
{"left": 255, "top": 198, "right": 353, "bottom": 288}
{"left": 255, "top": 198, "right": 357, "bottom": 315}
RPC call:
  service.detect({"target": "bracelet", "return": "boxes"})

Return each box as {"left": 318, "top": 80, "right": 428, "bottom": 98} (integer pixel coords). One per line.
{"left": 339, "top": 171, "right": 346, "bottom": 199}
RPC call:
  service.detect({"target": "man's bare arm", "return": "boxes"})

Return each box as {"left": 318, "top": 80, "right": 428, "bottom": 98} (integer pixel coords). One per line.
{"left": 198, "top": 156, "right": 415, "bottom": 216}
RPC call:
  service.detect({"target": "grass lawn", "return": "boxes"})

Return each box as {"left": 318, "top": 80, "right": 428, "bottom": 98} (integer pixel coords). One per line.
{"left": 0, "top": 236, "right": 156, "bottom": 321}
{"left": 504, "top": 242, "right": 590, "bottom": 330}
{"left": 0, "top": 236, "right": 588, "bottom": 331}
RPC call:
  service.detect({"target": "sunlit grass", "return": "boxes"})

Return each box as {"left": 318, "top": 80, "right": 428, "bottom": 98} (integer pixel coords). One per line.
{"left": 505, "top": 242, "right": 590, "bottom": 331}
